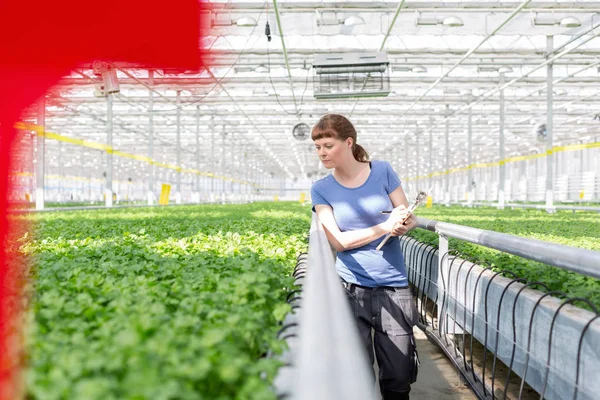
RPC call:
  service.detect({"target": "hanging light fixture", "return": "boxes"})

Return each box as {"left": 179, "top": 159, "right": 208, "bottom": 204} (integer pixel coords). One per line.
{"left": 236, "top": 17, "right": 257, "bottom": 27}
{"left": 411, "top": 65, "right": 428, "bottom": 73}
{"left": 344, "top": 16, "right": 365, "bottom": 26}
{"left": 533, "top": 14, "right": 581, "bottom": 28}
{"left": 416, "top": 13, "right": 463, "bottom": 27}
{"left": 442, "top": 16, "right": 464, "bottom": 27}
{"left": 559, "top": 16, "right": 581, "bottom": 28}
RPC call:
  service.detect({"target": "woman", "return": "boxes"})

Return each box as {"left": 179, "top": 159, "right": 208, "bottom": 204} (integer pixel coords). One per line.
{"left": 310, "top": 114, "right": 419, "bottom": 400}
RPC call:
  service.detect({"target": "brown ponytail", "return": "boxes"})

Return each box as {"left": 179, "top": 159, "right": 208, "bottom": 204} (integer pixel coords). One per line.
{"left": 311, "top": 114, "right": 370, "bottom": 162}
{"left": 352, "top": 143, "right": 369, "bottom": 162}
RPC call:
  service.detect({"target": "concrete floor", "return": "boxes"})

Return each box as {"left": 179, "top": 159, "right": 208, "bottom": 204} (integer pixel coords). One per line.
{"left": 374, "top": 328, "right": 477, "bottom": 400}
{"left": 410, "top": 328, "right": 476, "bottom": 400}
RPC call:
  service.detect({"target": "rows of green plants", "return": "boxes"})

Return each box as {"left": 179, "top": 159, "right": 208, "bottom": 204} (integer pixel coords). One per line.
{"left": 20, "top": 202, "right": 311, "bottom": 400}
{"left": 410, "top": 205, "right": 600, "bottom": 308}
{"left": 10, "top": 200, "right": 148, "bottom": 209}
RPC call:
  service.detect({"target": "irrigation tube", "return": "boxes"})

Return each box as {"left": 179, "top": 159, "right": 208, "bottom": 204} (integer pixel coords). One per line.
{"left": 418, "top": 217, "right": 600, "bottom": 279}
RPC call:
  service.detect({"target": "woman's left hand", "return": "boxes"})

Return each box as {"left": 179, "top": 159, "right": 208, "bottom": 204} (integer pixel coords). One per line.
{"left": 391, "top": 214, "right": 417, "bottom": 236}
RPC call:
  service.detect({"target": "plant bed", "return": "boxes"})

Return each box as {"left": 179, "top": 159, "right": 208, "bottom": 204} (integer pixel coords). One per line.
{"left": 19, "top": 202, "right": 311, "bottom": 400}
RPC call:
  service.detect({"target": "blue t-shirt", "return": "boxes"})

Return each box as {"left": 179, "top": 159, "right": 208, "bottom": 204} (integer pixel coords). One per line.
{"left": 310, "top": 160, "right": 408, "bottom": 288}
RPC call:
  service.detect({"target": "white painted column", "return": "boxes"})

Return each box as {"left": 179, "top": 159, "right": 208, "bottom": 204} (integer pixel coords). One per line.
{"left": 545, "top": 36, "right": 555, "bottom": 210}
{"left": 105, "top": 93, "right": 114, "bottom": 207}
{"left": 221, "top": 130, "right": 226, "bottom": 202}
{"left": 499, "top": 72, "right": 506, "bottom": 209}
{"left": 416, "top": 130, "right": 420, "bottom": 191}
{"left": 175, "top": 90, "right": 182, "bottom": 204}
{"left": 467, "top": 106, "right": 473, "bottom": 206}
{"left": 35, "top": 99, "right": 46, "bottom": 210}
{"left": 147, "top": 70, "right": 155, "bottom": 205}
{"left": 444, "top": 105, "right": 450, "bottom": 204}
{"left": 210, "top": 118, "right": 215, "bottom": 202}
{"left": 428, "top": 118, "right": 433, "bottom": 201}
{"left": 196, "top": 105, "right": 201, "bottom": 203}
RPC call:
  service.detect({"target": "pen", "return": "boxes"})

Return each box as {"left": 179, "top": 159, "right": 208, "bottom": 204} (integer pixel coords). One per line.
{"left": 380, "top": 210, "right": 392, "bottom": 214}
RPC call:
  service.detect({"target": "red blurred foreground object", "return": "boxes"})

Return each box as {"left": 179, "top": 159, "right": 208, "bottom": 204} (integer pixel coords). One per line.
{"left": 0, "top": 1, "right": 202, "bottom": 398}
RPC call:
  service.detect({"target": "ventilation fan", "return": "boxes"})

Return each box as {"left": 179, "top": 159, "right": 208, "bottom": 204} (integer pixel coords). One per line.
{"left": 534, "top": 123, "right": 547, "bottom": 142}
{"left": 292, "top": 123, "right": 310, "bottom": 141}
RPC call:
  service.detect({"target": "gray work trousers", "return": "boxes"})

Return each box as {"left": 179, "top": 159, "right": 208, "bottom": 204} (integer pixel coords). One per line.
{"left": 342, "top": 281, "right": 419, "bottom": 400}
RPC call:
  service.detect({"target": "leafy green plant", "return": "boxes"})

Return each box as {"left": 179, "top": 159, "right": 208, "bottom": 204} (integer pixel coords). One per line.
{"left": 20, "top": 202, "right": 311, "bottom": 400}
{"left": 19, "top": 200, "right": 599, "bottom": 399}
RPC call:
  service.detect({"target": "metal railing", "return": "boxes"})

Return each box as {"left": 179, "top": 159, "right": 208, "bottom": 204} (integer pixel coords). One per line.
{"left": 450, "top": 201, "right": 600, "bottom": 213}
{"left": 404, "top": 217, "right": 600, "bottom": 400}
{"left": 274, "top": 214, "right": 376, "bottom": 400}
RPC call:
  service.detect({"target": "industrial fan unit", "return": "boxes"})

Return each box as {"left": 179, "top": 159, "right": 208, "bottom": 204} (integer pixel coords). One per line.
{"left": 534, "top": 123, "right": 547, "bottom": 142}
{"left": 292, "top": 123, "right": 310, "bottom": 141}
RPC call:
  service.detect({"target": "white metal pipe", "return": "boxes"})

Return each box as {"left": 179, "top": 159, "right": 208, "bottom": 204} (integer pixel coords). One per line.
{"left": 419, "top": 217, "right": 600, "bottom": 279}
{"left": 211, "top": 4, "right": 600, "bottom": 13}
{"left": 379, "top": 0, "right": 407, "bottom": 51}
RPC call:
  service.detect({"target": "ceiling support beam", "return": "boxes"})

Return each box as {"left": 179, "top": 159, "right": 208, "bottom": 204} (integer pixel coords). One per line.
{"left": 349, "top": 0, "right": 406, "bottom": 117}
{"left": 379, "top": 0, "right": 406, "bottom": 52}
{"left": 391, "top": 0, "right": 533, "bottom": 124}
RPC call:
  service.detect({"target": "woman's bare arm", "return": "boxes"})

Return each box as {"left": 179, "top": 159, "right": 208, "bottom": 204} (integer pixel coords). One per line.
{"left": 314, "top": 204, "right": 407, "bottom": 252}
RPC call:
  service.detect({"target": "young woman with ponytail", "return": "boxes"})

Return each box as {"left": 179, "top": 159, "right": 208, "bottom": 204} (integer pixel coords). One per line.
{"left": 310, "top": 114, "right": 419, "bottom": 400}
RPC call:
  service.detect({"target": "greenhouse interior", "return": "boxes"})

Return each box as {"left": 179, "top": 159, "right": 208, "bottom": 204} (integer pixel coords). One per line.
{"left": 2, "top": 1, "right": 600, "bottom": 400}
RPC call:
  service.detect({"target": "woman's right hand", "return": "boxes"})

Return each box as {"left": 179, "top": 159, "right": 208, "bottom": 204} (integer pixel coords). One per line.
{"left": 383, "top": 205, "right": 410, "bottom": 232}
